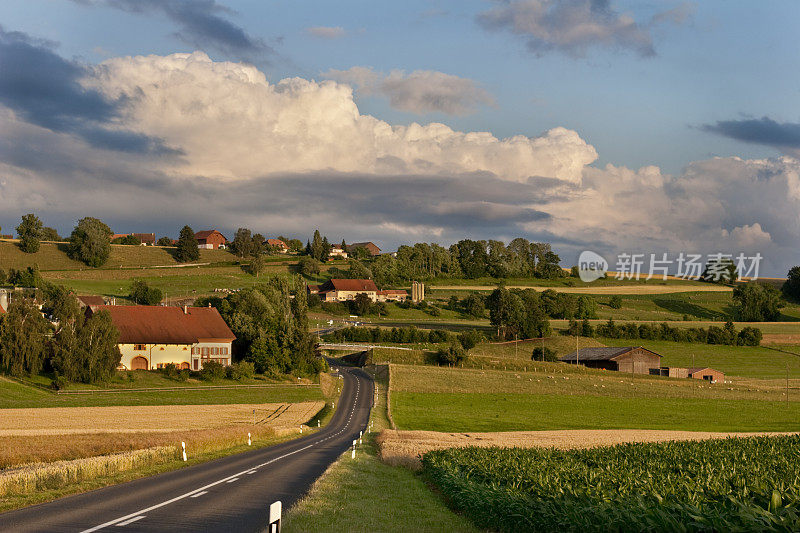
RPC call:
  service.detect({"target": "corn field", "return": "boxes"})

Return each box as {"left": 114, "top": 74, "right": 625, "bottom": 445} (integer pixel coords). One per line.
{"left": 422, "top": 435, "right": 800, "bottom": 532}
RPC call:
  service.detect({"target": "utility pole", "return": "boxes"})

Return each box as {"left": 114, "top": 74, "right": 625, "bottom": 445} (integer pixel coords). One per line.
{"left": 576, "top": 332, "right": 579, "bottom": 367}
{"left": 787, "top": 363, "right": 790, "bottom": 407}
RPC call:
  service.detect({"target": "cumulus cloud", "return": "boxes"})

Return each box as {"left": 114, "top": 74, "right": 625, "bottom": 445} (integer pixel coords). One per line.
{"left": 306, "top": 26, "right": 346, "bottom": 39}
{"left": 1, "top": 47, "right": 798, "bottom": 275}
{"left": 86, "top": 52, "right": 592, "bottom": 182}
{"left": 477, "top": 0, "right": 688, "bottom": 58}
{"left": 324, "top": 66, "right": 495, "bottom": 115}
{"left": 701, "top": 116, "right": 800, "bottom": 157}
{"left": 74, "top": 0, "right": 272, "bottom": 61}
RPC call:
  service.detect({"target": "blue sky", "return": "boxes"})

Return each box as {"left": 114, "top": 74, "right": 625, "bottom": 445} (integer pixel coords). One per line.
{"left": 1, "top": 1, "right": 799, "bottom": 273}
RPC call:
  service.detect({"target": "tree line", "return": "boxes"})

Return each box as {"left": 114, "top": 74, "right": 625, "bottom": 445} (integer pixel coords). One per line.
{"left": 567, "top": 318, "right": 763, "bottom": 346}
{"left": 0, "top": 286, "right": 121, "bottom": 386}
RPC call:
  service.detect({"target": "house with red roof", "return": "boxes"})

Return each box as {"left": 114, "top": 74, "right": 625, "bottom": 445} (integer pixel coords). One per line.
{"left": 88, "top": 305, "right": 235, "bottom": 371}
{"left": 309, "top": 279, "right": 407, "bottom": 303}
{"left": 266, "top": 238, "right": 289, "bottom": 253}
{"left": 195, "top": 230, "right": 228, "bottom": 250}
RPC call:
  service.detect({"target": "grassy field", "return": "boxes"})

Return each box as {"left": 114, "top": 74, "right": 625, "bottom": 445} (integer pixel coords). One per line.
{"left": 389, "top": 365, "right": 799, "bottom": 433}
{"left": 0, "top": 377, "right": 323, "bottom": 408}
{"left": 283, "top": 365, "right": 478, "bottom": 533}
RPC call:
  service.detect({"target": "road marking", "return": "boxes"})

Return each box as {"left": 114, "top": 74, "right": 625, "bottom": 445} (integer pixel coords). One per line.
{"left": 82, "top": 369, "right": 371, "bottom": 532}
{"left": 116, "top": 516, "right": 145, "bottom": 526}
{"left": 245, "top": 470, "right": 257, "bottom": 475}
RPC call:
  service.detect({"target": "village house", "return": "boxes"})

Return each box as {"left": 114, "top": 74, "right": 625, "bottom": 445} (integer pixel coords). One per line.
{"left": 652, "top": 366, "right": 725, "bottom": 383}
{"left": 266, "top": 238, "right": 289, "bottom": 253}
{"left": 347, "top": 242, "right": 381, "bottom": 256}
{"left": 195, "top": 230, "right": 228, "bottom": 250}
{"left": 308, "top": 279, "right": 407, "bottom": 303}
{"left": 87, "top": 305, "right": 235, "bottom": 371}
{"left": 561, "top": 346, "right": 662, "bottom": 375}
{"left": 329, "top": 245, "right": 348, "bottom": 259}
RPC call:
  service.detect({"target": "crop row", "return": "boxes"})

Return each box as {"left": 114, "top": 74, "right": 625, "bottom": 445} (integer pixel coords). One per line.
{"left": 423, "top": 435, "right": 800, "bottom": 532}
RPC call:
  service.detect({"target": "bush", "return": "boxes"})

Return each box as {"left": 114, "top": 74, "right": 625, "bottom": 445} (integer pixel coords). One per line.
{"left": 737, "top": 326, "right": 763, "bottom": 347}
{"left": 609, "top": 295, "right": 623, "bottom": 309}
{"left": 531, "top": 346, "right": 558, "bottom": 362}
{"left": 50, "top": 373, "right": 67, "bottom": 391}
{"left": 436, "top": 343, "right": 467, "bottom": 366}
{"left": 130, "top": 280, "right": 163, "bottom": 305}
{"left": 227, "top": 361, "right": 255, "bottom": 381}
{"left": 199, "top": 360, "right": 226, "bottom": 380}
{"left": 458, "top": 329, "right": 484, "bottom": 351}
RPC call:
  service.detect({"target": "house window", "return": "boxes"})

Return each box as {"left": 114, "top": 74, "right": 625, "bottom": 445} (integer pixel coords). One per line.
{"left": 134, "top": 344, "right": 146, "bottom": 351}
{"left": 193, "top": 359, "right": 199, "bottom": 370}
{"left": 202, "top": 347, "right": 209, "bottom": 356}
{"left": 222, "top": 347, "right": 228, "bottom": 355}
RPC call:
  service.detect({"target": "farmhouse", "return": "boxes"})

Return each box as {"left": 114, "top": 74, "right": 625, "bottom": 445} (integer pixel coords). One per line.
{"left": 195, "top": 230, "right": 228, "bottom": 250}
{"left": 88, "top": 305, "right": 235, "bottom": 371}
{"left": 266, "top": 238, "right": 289, "bottom": 253}
{"left": 329, "top": 245, "right": 348, "bottom": 259}
{"left": 347, "top": 242, "right": 381, "bottom": 256}
{"left": 561, "top": 346, "right": 662, "bottom": 375}
{"left": 688, "top": 367, "right": 725, "bottom": 383}
{"left": 309, "top": 279, "right": 408, "bottom": 303}
{"left": 376, "top": 289, "right": 409, "bottom": 302}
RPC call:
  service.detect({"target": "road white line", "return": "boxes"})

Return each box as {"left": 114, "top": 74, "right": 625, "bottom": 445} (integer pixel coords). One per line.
{"left": 116, "top": 516, "right": 145, "bottom": 526}
{"left": 226, "top": 478, "right": 239, "bottom": 483}
{"left": 81, "top": 444, "right": 315, "bottom": 532}
{"left": 189, "top": 491, "right": 207, "bottom": 498}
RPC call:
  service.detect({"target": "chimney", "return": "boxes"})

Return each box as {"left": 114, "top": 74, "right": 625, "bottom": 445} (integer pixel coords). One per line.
{"left": 183, "top": 305, "right": 189, "bottom": 314}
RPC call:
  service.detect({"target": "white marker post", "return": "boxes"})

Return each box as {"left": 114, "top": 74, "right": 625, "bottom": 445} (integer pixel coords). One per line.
{"left": 181, "top": 441, "right": 187, "bottom": 462}
{"left": 268, "top": 500, "right": 282, "bottom": 533}
{"left": 317, "top": 420, "right": 320, "bottom": 428}
{"left": 248, "top": 432, "right": 251, "bottom": 446}
{"left": 352, "top": 439, "right": 357, "bottom": 459}
{"left": 359, "top": 431, "right": 362, "bottom": 445}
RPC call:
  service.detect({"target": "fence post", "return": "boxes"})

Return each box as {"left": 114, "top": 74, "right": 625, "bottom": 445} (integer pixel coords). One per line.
{"left": 248, "top": 432, "right": 251, "bottom": 446}
{"left": 268, "top": 500, "right": 282, "bottom": 533}
{"left": 181, "top": 441, "right": 187, "bottom": 461}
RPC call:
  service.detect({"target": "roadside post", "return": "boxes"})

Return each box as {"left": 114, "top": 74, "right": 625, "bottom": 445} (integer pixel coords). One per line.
{"left": 248, "top": 432, "right": 251, "bottom": 446}
{"left": 352, "top": 439, "right": 357, "bottom": 459}
{"left": 181, "top": 441, "right": 187, "bottom": 462}
{"left": 268, "top": 500, "right": 282, "bottom": 533}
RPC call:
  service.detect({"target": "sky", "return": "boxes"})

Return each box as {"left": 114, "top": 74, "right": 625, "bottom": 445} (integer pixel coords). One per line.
{"left": 0, "top": 0, "right": 799, "bottom": 275}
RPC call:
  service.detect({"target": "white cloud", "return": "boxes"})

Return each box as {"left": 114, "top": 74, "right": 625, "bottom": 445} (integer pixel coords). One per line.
{"left": 87, "top": 52, "right": 595, "bottom": 183}
{"left": 306, "top": 26, "right": 346, "bottom": 39}
{"left": 324, "top": 66, "right": 495, "bottom": 116}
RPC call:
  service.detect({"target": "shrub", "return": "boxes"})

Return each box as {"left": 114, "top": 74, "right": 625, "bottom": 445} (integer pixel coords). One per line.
{"left": 737, "top": 326, "right": 763, "bottom": 346}
{"left": 436, "top": 343, "right": 467, "bottom": 366}
{"left": 458, "top": 329, "right": 484, "bottom": 351}
{"left": 531, "top": 346, "right": 557, "bottom": 362}
{"left": 199, "top": 360, "right": 226, "bottom": 380}
{"left": 609, "top": 295, "right": 623, "bottom": 309}
{"left": 227, "top": 361, "right": 255, "bottom": 381}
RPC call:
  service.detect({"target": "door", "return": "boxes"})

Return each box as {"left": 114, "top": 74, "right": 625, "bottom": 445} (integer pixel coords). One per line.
{"left": 131, "top": 356, "right": 148, "bottom": 370}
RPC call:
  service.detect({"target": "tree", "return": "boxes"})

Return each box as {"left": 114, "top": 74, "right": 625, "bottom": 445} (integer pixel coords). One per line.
{"left": 230, "top": 228, "right": 254, "bottom": 258}
{"left": 347, "top": 259, "right": 372, "bottom": 279}
{"left": 156, "top": 236, "right": 173, "bottom": 247}
{"left": 248, "top": 254, "right": 266, "bottom": 277}
{"left": 0, "top": 268, "right": 6, "bottom": 285}
{"left": 458, "top": 329, "right": 484, "bottom": 350}
{"left": 67, "top": 217, "right": 112, "bottom": 267}
{"left": 51, "top": 310, "right": 121, "bottom": 383}
{"left": 782, "top": 266, "right": 800, "bottom": 300}
{"left": 298, "top": 255, "right": 321, "bottom": 276}
{"left": 16, "top": 213, "right": 43, "bottom": 253}
{"left": 251, "top": 233, "right": 266, "bottom": 257}
{"left": 609, "top": 295, "right": 623, "bottom": 309}
{"left": 176, "top": 225, "right": 199, "bottom": 262}
{"left": 436, "top": 342, "right": 467, "bottom": 366}
{"left": 130, "top": 280, "right": 163, "bottom": 305}
{"left": 733, "top": 283, "right": 781, "bottom": 321}
{"left": 351, "top": 293, "right": 372, "bottom": 316}
{"left": 41, "top": 227, "right": 61, "bottom": 242}
{"left": 44, "top": 285, "right": 80, "bottom": 323}
{"left": 463, "top": 292, "right": 485, "bottom": 319}
{"left": 0, "top": 298, "right": 50, "bottom": 376}
{"left": 701, "top": 256, "right": 737, "bottom": 284}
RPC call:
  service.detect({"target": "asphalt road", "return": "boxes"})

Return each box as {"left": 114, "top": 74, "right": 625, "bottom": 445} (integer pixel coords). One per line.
{"left": 0, "top": 365, "right": 373, "bottom": 533}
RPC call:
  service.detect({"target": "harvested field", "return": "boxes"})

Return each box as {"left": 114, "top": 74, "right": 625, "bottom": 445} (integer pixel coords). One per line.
{"left": 430, "top": 285, "right": 733, "bottom": 294}
{"left": 378, "top": 429, "right": 796, "bottom": 469}
{"left": 0, "top": 402, "right": 324, "bottom": 436}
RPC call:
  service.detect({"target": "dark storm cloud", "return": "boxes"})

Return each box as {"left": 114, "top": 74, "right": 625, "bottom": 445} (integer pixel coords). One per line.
{"left": 701, "top": 116, "right": 800, "bottom": 152}
{"left": 0, "top": 26, "right": 181, "bottom": 156}
{"left": 79, "top": 0, "right": 273, "bottom": 61}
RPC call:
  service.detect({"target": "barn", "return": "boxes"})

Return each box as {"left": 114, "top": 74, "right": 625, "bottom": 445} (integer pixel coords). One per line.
{"left": 195, "top": 230, "right": 228, "bottom": 250}
{"left": 561, "top": 346, "right": 662, "bottom": 375}
{"left": 687, "top": 367, "right": 725, "bottom": 383}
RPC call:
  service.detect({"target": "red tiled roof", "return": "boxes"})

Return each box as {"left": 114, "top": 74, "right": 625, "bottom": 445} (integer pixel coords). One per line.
{"left": 195, "top": 230, "right": 226, "bottom": 240}
{"left": 78, "top": 295, "right": 105, "bottom": 306}
{"left": 322, "top": 279, "right": 378, "bottom": 292}
{"left": 90, "top": 305, "right": 235, "bottom": 344}
{"left": 267, "top": 239, "right": 287, "bottom": 247}
{"left": 0, "top": 306, "right": 5, "bottom": 315}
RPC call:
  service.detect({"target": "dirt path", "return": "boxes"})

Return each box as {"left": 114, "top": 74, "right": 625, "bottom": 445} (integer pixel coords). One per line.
{"left": 378, "top": 429, "right": 795, "bottom": 469}
{"left": 429, "top": 285, "right": 732, "bottom": 294}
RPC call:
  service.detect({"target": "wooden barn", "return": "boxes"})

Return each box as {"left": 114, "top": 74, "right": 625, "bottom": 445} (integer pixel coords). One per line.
{"left": 561, "top": 346, "right": 662, "bottom": 375}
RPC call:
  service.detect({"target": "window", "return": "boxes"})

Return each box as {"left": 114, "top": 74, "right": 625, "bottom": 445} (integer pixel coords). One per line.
{"left": 222, "top": 347, "right": 228, "bottom": 355}
{"left": 134, "top": 344, "right": 146, "bottom": 351}
{"left": 193, "top": 359, "right": 199, "bottom": 370}
{"left": 202, "top": 347, "right": 209, "bottom": 356}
